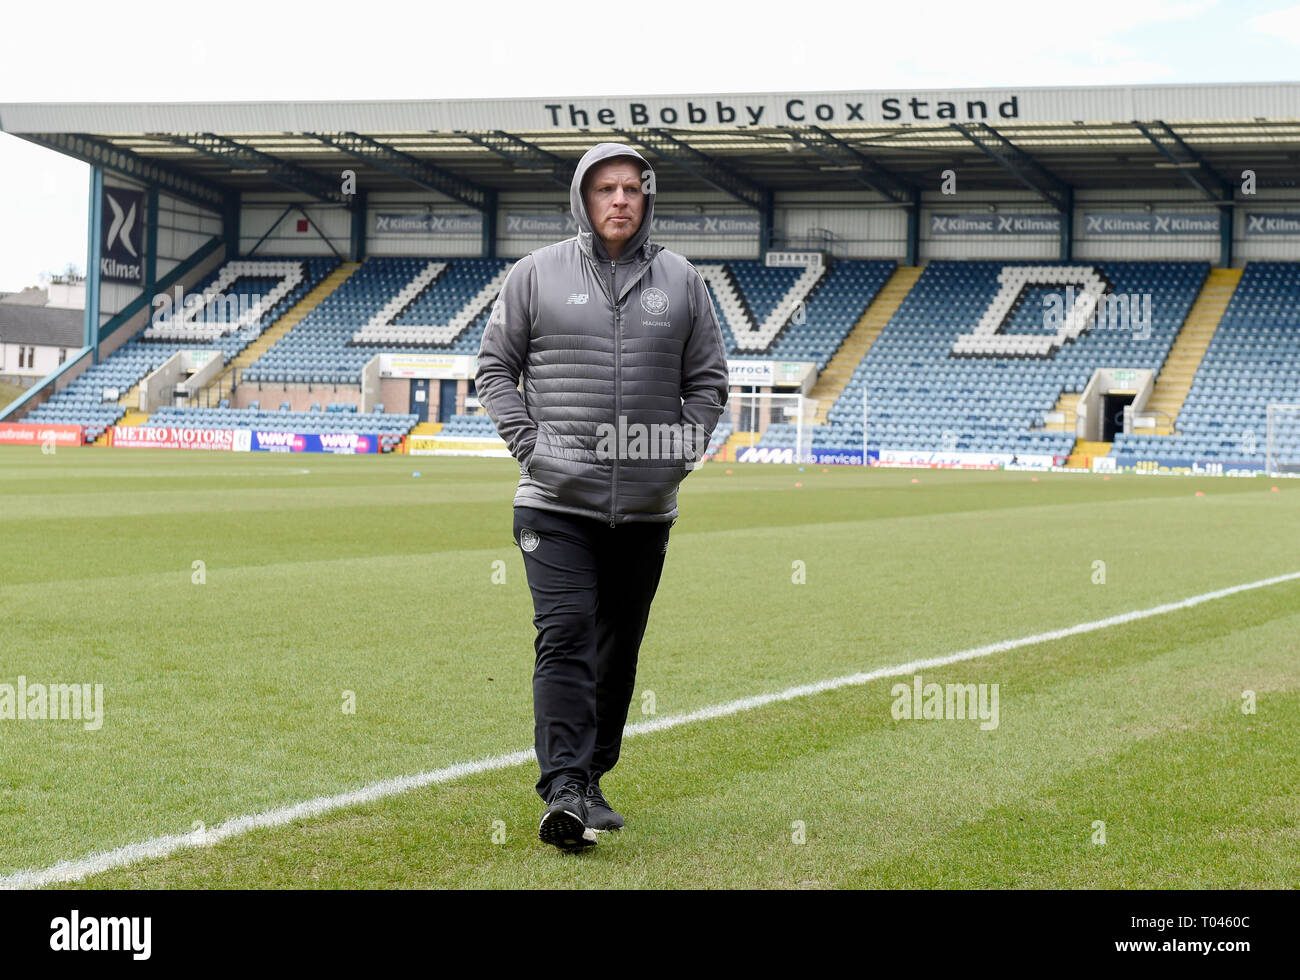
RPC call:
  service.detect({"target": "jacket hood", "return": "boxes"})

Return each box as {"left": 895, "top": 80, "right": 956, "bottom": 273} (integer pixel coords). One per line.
{"left": 570, "top": 142, "right": 656, "bottom": 262}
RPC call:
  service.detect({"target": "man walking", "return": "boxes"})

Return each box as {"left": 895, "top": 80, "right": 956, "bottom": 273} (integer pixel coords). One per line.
{"left": 476, "top": 142, "right": 729, "bottom": 851}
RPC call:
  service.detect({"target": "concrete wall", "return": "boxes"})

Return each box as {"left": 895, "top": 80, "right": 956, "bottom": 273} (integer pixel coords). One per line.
{"left": 233, "top": 382, "right": 361, "bottom": 411}
{"left": 379, "top": 377, "right": 410, "bottom": 415}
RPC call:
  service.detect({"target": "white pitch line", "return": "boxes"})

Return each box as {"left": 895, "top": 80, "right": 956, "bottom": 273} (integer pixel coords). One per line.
{"left": 5, "top": 568, "right": 1299, "bottom": 890}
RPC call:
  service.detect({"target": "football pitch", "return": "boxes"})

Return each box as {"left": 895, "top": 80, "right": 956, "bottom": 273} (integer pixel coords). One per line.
{"left": 1, "top": 445, "right": 1297, "bottom": 889}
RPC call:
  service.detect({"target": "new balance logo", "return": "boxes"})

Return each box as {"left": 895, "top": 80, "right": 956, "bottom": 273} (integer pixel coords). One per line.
{"left": 565, "top": 293, "right": 589, "bottom": 305}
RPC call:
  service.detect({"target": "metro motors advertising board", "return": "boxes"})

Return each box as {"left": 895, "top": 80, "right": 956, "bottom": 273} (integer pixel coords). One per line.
{"left": 249, "top": 431, "right": 379, "bottom": 454}
{"left": 111, "top": 426, "right": 235, "bottom": 450}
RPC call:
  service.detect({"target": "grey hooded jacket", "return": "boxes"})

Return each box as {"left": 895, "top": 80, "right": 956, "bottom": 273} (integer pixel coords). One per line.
{"left": 475, "top": 142, "right": 729, "bottom": 526}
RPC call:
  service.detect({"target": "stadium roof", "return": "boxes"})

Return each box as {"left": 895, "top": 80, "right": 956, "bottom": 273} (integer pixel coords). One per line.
{"left": 3, "top": 82, "right": 1298, "bottom": 206}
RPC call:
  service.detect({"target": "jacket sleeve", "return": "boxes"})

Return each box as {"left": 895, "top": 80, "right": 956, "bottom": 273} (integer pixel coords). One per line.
{"left": 680, "top": 265, "right": 730, "bottom": 472}
{"left": 475, "top": 255, "right": 539, "bottom": 466}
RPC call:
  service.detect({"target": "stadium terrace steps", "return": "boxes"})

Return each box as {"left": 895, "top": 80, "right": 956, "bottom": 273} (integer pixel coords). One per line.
{"left": 1143, "top": 267, "right": 1242, "bottom": 435}
{"left": 721, "top": 430, "right": 760, "bottom": 461}
{"left": 808, "top": 266, "right": 923, "bottom": 426}
{"left": 398, "top": 422, "right": 440, "bottom": 455}
{"left": 191, "top": 262, "right": 363, "bottom": 406}
{"left": 1065, "top": 439, "right": 1112, "bottom": 468}
{"left": 93, "top": 409, "right": 149, "bottom": 446}
{"left": 116, "top": 380, "right": 144, "bottom": 409}
{"left": 91, "top": 383, "right": 150, "bottom": 445}
{"left": 1035, "top": 391, "right": 1081, "bottom": 432}
{"left": 408, "top": 418, "right": 505, "bottom": 453}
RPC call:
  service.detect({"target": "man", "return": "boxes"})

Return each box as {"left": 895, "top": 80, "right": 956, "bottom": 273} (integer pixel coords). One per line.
{"left": 476, "top": 142, "right": 729, "bottom": 851}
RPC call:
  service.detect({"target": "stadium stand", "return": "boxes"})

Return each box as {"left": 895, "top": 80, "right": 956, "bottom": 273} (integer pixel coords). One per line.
{"left": 244, "top": 257, "right": 512, "bottom": 383}
{"left": 241, "top": 256, "right": 890, "bottom": 389}
{"left": 780, "top": 260, "right": 1209, "bottom": 457}
{"left": 1114, "top": 261, "right": 1300, "bottom": 467}
{"left": 340, "top": 257, "right": 899, "bottom": 444}
{"left": 5, "top": 86, "right": 1298, "bottom": 476}
{"left": 22, "top": 258, "right": 336, "bottom": 441}
{"left": 699, "top": 259, "right": 896, "bottom": 367}
{"left": 18, "top": 251, "right": 1297, "bottom": 468}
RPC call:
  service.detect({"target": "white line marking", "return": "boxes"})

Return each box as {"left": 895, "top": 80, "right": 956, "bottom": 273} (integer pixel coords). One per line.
{"left": 5, "top": 568, "right": 1299, "bottom": 889}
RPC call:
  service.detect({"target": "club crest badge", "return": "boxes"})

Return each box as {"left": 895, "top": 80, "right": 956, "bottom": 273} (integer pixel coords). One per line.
{"left": 640, "top": 286, "right": 670, "bottom": 316}
{"left": 519, "top": 528, "right": 540, "bottom": 553}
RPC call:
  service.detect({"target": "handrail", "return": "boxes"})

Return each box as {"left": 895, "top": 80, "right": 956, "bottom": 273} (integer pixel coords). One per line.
{"left": 1136, "top": 407, "right": 1179, "bottom": 436}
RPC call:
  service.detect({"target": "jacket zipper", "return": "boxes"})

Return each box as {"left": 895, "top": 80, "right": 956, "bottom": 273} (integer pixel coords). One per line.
{"left": 610, "top": 258, "right": 619, "bottom": 528}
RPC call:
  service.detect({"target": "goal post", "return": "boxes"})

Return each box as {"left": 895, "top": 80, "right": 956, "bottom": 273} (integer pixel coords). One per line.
{"left": 725, "top": 390, "right": 810, "bottom": 463}
{"left": 1266, "top": 404, "right": 1300, "bottom": 476}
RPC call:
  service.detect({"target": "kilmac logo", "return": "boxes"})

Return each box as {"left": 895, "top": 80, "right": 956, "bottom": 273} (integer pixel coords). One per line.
{"left": 105, "top": 193, "right": 138, "bottom": 257}
{"left": 640, "top": 287, "right": 669, "bottom": 316}
{"left": 100, "top": 187, "right": 145, "bottom": 283}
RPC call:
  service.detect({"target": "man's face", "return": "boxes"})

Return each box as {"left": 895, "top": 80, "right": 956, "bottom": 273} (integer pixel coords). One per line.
{"left": 582, "top": 158, "right": 646, "bottom": 258}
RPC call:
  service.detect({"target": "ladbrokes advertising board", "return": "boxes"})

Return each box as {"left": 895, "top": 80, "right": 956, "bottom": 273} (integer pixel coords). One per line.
{"left": 0, "top": 422, "right": 83, "bottom": 446}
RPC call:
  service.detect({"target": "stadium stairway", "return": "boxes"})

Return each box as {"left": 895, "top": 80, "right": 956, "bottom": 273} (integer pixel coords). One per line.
{"left": 406, "top": 420, "right": 514, "bottom": 454}
{"left": 91, "top": 380, "right": 149, "bottom": 446}
{"left": 397, "top": 420, "right": 442, "bottom": 454}
{"left": 808, "top": 266, "right": 923, "bottom": 426}
{"left": 1036, "top": 391, "right": 1080, "bottom": 432}
{"left": 188, "top": 261, "right": 362, "bottom": 407}
{"left": 1064, "top": 438, "right": 1112, "bottom": 468}
{"left": 93, "top": 408, "right": 148, "bottom": 446}
{"left": 116, "top": 379, "right": 145, "bottom": 410}
{"left": 1142, "top": 267, "right": 1242, "bottom": 434}
{"left": 721, "top": 429, "right": 760, "bottom": 460}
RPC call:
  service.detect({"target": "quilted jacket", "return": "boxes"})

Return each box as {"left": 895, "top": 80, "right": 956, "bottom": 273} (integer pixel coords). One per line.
{"left": 475, "top": 142, "right": 729, "bottom": 524}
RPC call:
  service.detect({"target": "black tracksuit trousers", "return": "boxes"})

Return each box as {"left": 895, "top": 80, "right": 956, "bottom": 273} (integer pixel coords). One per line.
{"left": 513, "top": 505, "right": 671, "bottom": 804}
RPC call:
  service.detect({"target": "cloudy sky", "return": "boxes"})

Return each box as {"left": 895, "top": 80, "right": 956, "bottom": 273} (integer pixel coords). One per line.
{"left": 1, "top": 0, "right": 1298, "bottom": 291}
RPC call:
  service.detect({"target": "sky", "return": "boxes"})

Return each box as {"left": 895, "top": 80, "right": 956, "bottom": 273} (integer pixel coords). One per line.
{"left": 1, "top": 0, "right": 1298, "bottom": 292}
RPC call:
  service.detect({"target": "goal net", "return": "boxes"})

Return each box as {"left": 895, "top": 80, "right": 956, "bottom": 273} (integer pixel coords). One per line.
{"left": 1266, "top": 404, "right": 1300, "bottom": 476}
{"left": 723, "top": 390, "right": 811, "bottom": 464}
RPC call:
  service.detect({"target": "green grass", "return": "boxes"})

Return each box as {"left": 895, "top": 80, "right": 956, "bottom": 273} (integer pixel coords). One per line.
{"left": 1, "top": 445, "right": 1297, "bottom": 888}
{"left": 0, "top": 381, "right": 30, "bottom": 414}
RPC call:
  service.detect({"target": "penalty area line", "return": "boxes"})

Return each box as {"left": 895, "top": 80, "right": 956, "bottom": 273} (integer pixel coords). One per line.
{"left": 4, "top": 567, "right": 1299, "bottom": 889}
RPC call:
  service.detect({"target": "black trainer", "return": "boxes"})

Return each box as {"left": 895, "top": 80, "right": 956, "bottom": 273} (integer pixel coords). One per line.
{"left": 585, "top": 775, "right": 624, "bottom": 831}
{"left": 539, "top": 781, "right": 597, "bottom": 851}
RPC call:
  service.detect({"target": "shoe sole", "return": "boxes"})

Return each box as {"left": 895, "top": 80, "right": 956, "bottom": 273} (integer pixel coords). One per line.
{"left": 538, "top": 808, "right": 597, "bottom": 851}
